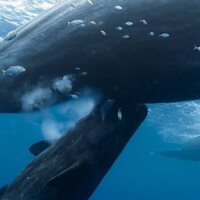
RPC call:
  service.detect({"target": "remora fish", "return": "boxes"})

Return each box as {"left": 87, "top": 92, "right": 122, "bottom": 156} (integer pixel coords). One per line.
{"left": 0, "top": 0, "right": 200, "bottom": 112}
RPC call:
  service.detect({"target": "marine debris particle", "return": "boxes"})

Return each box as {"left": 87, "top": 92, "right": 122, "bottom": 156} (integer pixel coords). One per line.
{"left": 89, "top": 21, "right": 97, "bottom": 25}
{"left": 87, "top": 0, "right": 93, "bottom": 6}
{"left": 2, "top": 66, "right": 26, "bottom": 76}
{"left": 100, "top": 30, "right": 107, "bottom": 36}
{"left": 4, "top": 30, "right": 17, "bottom": 41}
{"left": 194, "top": 45, "right": 200, "bottom": 52}
{"left": 148, "top": 32, "right": 155, "bottom": 36}
{"left": 115, "top": 6, "right": 123, "bottom": 10}
{"left": 140, "top": 19, "right": 148, "bottom": 25}
{"left": 159, "top": 33, "right": 170, "bottom": 38}
{"left": 115, "top": 26, "right": 123, "bottom": 31}
{"left": 69, "top": 19, "right": 85, "bottom": 26}
{"left": 52, "top": 75, "right": 73, "bottom": 94}
{"left": 117, "top": 108, "right": 122, "bottom": 120}
{"left": 79, "top": 72, "right": 88, "bottom": 76}
{"left": 122, "top": 35, "right": 130, "bottom": 39}
{"left": 125, "top": 22, "right": 134, "bottom": 26}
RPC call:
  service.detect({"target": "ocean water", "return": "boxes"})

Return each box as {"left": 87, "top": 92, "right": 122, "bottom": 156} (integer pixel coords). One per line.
{"left": 1, "top": 1, "right": 200, "bottom": 200}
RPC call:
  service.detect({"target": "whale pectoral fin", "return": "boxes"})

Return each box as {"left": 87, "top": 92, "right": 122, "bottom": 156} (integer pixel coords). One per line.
{"left": 47, "top": 159, "right": 90, "bottom": 187}
{"left": 0, "top": 185, "right": 8, "bottom": 197}
{"left": 29, "top": 140, "right": 51, "bottom": 156}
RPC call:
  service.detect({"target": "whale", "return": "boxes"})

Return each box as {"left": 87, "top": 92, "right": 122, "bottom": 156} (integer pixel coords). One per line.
{"left": 158, "top": 136, "right": 200, "bottom": 161}
{"left": 0, "top": 102, "right": 148, "bottom": 200}
{"left": 0, "top": 0, "right": 200, "bottom": 112}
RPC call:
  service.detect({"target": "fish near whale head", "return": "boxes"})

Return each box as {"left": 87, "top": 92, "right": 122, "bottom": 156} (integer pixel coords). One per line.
{"left": 0, "top": 102, "right": 147, "bottom": 200}
{"left": 1, "top": 0, "right": 200, "bottom": 112}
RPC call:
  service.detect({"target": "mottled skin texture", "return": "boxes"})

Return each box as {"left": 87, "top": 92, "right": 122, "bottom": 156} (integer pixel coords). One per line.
{"left": 0, "top": 0, "right": 200, "bottom": 112}
{"left": 0, "top": 103, "right": 147, "bottom": 200}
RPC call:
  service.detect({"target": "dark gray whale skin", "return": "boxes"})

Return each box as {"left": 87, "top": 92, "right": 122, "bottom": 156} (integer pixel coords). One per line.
{"left": 1, "top": 0, "right": 200, "bottom": 112}
{"left": 0, "top": 103, "right": 147, "bottom": 200}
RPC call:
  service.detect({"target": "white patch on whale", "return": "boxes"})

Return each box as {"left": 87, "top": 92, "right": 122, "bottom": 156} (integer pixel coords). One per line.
{"left": 41, "top": 91, "right": 98, "bottom": 144}
{"left": 52, "top": 75, "right": 73, "bottom": 94}
{"left": 21, "top": 87, "right": 54, "bottom": 112}
{"left": 41, "top": 119, "right": 64, "bottom": 144}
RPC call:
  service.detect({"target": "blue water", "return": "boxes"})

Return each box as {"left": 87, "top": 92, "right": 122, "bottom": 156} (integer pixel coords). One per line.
{"left": 1, "top": 5, "right": 200, "bottom": 200}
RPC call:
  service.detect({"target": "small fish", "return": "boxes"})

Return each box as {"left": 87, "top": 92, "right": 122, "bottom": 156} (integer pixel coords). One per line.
{"left": 100, "top": 30, "right": 107, "bottom": 36}
{"left": 70, "top": 94, "right": 79, "bottom": 99}
{"left": 194, "top": 45, "right": 200, "bottom": 51}
{"left": 115, "top": 26, "right": 123, "bottom": 31}
{"left": 2, "top": 66, "right": 26, "bottom": 76}
{"left": 148, "top": 32, "right": 155, "bottom": 36}
{"left": 159, "top": 33, "right": 170, "bottom": 38}
{"left": 79, "top": 24, "right": 86, "bottom": 27}
{"left": 4, "top": 30, "right": 17, "bottom": 41}
{"left": 75, "top": 67, "right": 81, "bottom": 71}
{"left": 68, "top": 20, "right": 84, "bottom": 26}
{"left": 140, "top": 19, "right": 148, "bottom": 25}
{"left": 125, "top": 22, "right": 134, "bottom": 26}
{"left": 89, "top": 21, "right": 97, "bottom": 25}
{"left": 79, "top": 72, "right": 88, "bottom": 76}
{"left": 122, "top": 35, "right": 130, "bottom": 39}
{"left": 115, "top": 6, "right": 123, "bottom": 10}
{"left": 87, "top": 0, "right": 93, "bottom": 6}
{"left": 98, "top": 21, "right": 104, "bottom": 26}
{"left": 117, "top": 108, "right": 122, "bottom": 120}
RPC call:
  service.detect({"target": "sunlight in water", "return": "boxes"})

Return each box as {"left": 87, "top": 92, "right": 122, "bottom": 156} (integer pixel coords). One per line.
{"left": 0, "top": 0, "right": 62, "bottom": 25}
{"left": 148, "top": 100, "right": 200, "bottom": 144}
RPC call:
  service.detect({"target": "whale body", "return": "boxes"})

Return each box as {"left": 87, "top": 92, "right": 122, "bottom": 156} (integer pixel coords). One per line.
{"left": 158, "top": 136, "right": 200, "bottom": 161}
{"left": 0, "top": 102, "right": 147, "bottom": 200}
{"left": 1, "top": 0, "right": 200, "bottom": 112}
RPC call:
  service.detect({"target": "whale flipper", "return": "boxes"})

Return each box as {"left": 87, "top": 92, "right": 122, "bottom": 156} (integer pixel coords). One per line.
{"left": 47, "top": 159, "right": 91, "bottom": 187}
{"left": 29, "top": 141, "right": 51, "bottom": 156}
{"left": 0, "top": 185, "right": 7, "bottom": 197}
